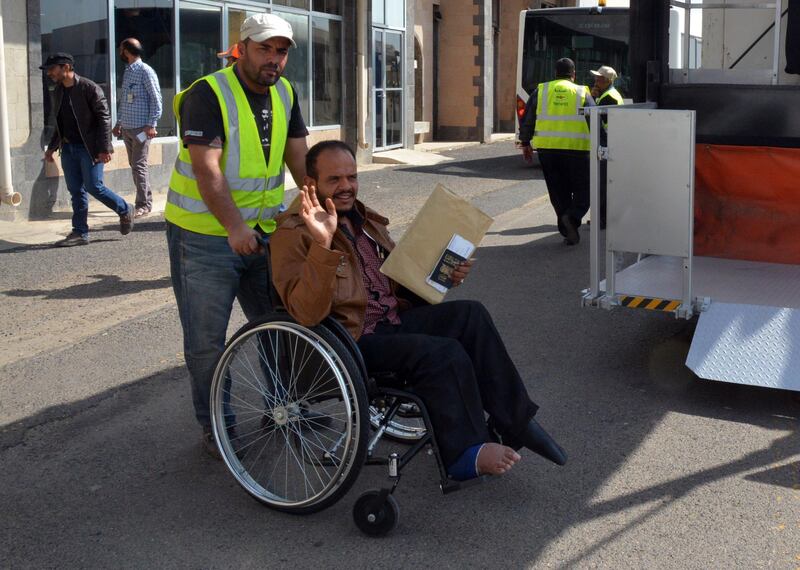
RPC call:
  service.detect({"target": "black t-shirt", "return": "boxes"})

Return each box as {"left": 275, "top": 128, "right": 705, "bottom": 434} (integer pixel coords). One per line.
{"left": 57, "top": 86, "right": 83, "bottom": 144}
{"left": 179, "top": 65, "right": 308, "bottom": 165}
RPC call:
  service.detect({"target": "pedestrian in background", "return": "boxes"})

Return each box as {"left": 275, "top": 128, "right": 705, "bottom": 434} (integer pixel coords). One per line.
{"left": 113, "top": 38, "right": 163, "bottom": 218}
{"left": 590, "top": 65, "right": 623, "bottom": 107}
{"left": 519, "top": 57, "right": 594, "bottom": 245}
{"left": 589, "top": 65, "right": 623, "bottom": 229}
{"left": 42, "top": 53, "right": 133, "bottom": 247}
{"left": 165, "top": 13, "right": 309, "bottom": 458}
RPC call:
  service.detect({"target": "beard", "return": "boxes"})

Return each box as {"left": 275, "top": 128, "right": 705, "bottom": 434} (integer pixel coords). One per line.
{"left": 240, "top": 60, "right": 282, "bottom": 87}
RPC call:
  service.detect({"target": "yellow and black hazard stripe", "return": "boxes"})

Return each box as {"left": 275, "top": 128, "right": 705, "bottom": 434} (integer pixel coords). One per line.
{"left": 618, "top": 296, "right": 681, "bottom": 312}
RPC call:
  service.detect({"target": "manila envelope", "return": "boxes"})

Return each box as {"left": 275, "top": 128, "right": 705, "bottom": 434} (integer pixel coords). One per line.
{"left": 380, "top": 184, "right": 493, "bottom": 304}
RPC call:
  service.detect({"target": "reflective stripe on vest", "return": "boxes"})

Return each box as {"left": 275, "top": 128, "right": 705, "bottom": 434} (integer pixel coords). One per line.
{"left": 532, "top": 79, "right": 591, "bottom": 152}
{"left": 165, "top": 66, "right": 292, "bottom": 236}
{"left": 167, "top": 191, "right": 279, "bottom": 222}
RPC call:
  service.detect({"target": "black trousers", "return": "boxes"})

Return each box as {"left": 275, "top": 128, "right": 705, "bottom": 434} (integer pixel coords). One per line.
{"left": 356, "top": 300, "right": 539, "bottom": 467}
{"left": 538, "top": 149, "right": 590, "bottom": 230}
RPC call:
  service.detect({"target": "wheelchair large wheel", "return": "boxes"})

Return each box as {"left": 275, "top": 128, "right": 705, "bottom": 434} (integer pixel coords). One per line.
{"left": 210, "top": 314, "right": 369, "bottom": 515}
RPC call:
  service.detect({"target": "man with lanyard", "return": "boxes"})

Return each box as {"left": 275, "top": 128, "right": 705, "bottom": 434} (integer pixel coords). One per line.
{"left": 519, "top": 57, "right": 595, "bottom": 245}
{"left": 112, "top": 38, "right": 163, "bottom": 218}
{"left": 165, "top": 13, "right": 308, "bottom": 458}
{"left": 590, "top": 65, "right": 623, "bottom": 229}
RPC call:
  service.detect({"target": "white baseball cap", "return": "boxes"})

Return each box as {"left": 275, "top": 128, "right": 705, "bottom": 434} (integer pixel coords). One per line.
{"left": 240, "top": 13, "right": 296, "bottom": 48}
{"left": 589, "top": 65, "right": 618, "bottom": 82}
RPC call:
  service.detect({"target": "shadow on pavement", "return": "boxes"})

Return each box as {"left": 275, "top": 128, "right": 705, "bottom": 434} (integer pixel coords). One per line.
{"left": 399, "top": 153, "right": 544, "bottom": 182}
{"left": 0, "top": 237, "right": 120, "bottom": 254}
{"left": 98, "top": 218, "right": 167, "bottom": 234}
{"left": 3, "top": 274, "right": 171, "bottom": 299}
{"left": 487, "top": 224, "right": 558, "bottom": 237}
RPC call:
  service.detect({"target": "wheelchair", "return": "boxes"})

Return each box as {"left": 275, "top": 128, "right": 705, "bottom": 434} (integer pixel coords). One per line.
{"left": 209, "top": 311, "right": 489, "bottom": 537}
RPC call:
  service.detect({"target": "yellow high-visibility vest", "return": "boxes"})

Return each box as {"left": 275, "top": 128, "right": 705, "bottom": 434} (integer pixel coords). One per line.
{"left": 165, "top": 65, "right": 293, "bottom": 236}
{"left": 532, "top": 79, "right": 590, "bottom": 152}
{"left": 598, "top": 87, "right": 624, "bottom": 106}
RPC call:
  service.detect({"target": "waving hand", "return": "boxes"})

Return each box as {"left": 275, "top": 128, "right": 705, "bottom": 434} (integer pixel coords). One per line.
{"left": 300, "top": 185, "right": 337, "bottom": 249}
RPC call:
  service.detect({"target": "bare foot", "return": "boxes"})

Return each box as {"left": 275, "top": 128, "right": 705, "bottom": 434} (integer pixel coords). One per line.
{"left": 476, "top": 443, "right": 521, "bottom": 476}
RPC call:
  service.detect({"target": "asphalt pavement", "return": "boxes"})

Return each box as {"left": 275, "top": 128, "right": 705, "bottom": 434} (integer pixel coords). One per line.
{"left": 1, "top": 140, "right": 798, "bottom": 569}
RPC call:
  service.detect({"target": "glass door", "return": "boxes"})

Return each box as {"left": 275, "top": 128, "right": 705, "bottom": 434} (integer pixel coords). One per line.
{"left": 373, "top": 29, "right": 403, "bottom": 150}
{"left": 179, "top": 1, "right": 223, "bottom": 89}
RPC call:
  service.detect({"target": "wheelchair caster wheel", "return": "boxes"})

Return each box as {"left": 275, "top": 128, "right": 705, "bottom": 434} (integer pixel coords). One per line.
{"left": 352, "top": 491, "right": 399, "bottom": 537}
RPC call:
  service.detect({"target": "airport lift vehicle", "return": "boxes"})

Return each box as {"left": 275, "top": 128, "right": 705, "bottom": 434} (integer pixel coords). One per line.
{"left": 582, "top": 1, "right": 800, "bottom": 392}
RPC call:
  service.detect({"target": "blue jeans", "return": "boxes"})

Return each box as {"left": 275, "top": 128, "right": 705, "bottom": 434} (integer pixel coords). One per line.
{"left": 166, "top": 222, "right": 274, "bottom": 427}
{"left": 60, "top": 143, "right": 129, "bottom": 237}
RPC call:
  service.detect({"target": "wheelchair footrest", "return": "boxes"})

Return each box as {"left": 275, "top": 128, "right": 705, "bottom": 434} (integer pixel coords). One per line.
{"left": 440, "top": 474, "right": 493, "bottom": 495}
{"left": 366, "top": 456, "right": 389, "bottom": 466}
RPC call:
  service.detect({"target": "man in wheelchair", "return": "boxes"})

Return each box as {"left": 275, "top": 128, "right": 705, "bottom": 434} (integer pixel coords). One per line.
{"left": 270, "top": 140, "right": 567, "bottom": 481}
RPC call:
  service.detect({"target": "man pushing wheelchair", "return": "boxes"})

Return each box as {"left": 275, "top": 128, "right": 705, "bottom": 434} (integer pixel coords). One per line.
{"left": 270, "top": 140, "right": 567, "bottom": 481}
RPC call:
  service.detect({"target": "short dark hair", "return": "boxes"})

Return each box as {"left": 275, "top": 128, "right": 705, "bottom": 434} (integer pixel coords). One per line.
{"left": 555, "top": 57, "right": 575, "bottom": 78}
{"left": 306, "top": 140, "right": 356, "bottom": 180}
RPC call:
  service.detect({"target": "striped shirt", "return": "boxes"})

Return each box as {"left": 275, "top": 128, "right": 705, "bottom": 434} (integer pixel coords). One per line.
{"left": 340, "top": 215, "right": 401, "bottom": 335}
{"left": 116, "top": 60, "right": 162, "bottom": 129}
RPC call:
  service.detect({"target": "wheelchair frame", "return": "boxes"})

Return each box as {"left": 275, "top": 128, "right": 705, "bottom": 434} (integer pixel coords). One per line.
{"left": 210, "top": 311, "right": 489, "bottom": 537}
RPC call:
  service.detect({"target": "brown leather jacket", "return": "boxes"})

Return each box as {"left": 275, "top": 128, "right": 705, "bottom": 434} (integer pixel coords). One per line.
{"left": 270, "top": 200, "right": 415, "bottom": 340}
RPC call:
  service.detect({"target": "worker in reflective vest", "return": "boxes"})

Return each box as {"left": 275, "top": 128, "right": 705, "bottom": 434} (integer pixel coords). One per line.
{"left": 590, "top": 65, "right": 623, "bottom": 229}
{"left": 165, "top": 13, "right": 309, "bottom": 458}
{"left": 591, "top": 65, "right": 624, "bottom": 107}
{"left": 519, "top": 57, "right": 595, "bottom": 245}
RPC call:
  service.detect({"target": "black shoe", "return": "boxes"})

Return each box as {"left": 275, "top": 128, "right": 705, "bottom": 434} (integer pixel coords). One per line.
{"left": 560, "top": 214, "right": 580, "bottom": 245}
{"left": 120, "top": 203, "right": 134, "bottom": 235}
{"left": 55, "top": 232, "right": 89, "bottom": 247}
{"left": 202, "top": 426, "right": 222, "bottom": 460}
{"left": 518, "top": 418, "right": 567, "bottom": 466}
{"left": 557, "top": 218, "right": 568, "bottom": 237}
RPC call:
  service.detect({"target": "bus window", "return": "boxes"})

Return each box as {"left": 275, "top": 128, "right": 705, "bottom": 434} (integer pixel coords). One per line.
{"left": 519, "top": 9, "right": 630, "bottom": 98}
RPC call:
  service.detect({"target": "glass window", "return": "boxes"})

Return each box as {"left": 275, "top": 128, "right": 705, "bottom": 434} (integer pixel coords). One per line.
{"left": 386, "top": 90, "right": 401, "bottom": 146}
{"left": 669, "top": 6, "right": 775, "bottom": 76}
{"left": 385, "top": 0, "right": 404, "bottom": 28}
{"left": 312, "top": 17, "right": 342, "bottom": 125}
{"left": 274, "top": 0, "right": 309, "bottom": 10}
{"left": 373, "top": 0, "right": 385, "bottom": 25}
{"left": 374, "top": 31, "right": 383, "bottom": 88}
{"left": 115, "top": 0, "right": 176, "bottom": 135}
{"left": 313, "top": 0, "right": 341, "bottom": 15}
{"left": 275, "top": 11, "right": 310, "bottom": 124}
{"left": 520, "top": 12, "right": 630, "bottom": 97}
{"left": 375, "top": 91, "right": 384, "bottom": 147}
{"left": 41, "top": 0, "right": 111, "bottom": 136}
{"left": 178, "top": 1, "right": 222, "bottom": 90}
{"left": 385, "top": 31, "right": 402, "bottom": 88}
{"left": 228, "top": 8, "right": 261, "bottom": 47}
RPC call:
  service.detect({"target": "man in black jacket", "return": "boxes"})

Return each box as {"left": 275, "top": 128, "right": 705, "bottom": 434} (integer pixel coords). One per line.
{"left": 42, "top": 53, "right": 134, "bottom": 247}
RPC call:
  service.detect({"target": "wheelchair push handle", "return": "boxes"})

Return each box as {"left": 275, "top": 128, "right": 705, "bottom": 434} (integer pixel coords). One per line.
{"left": 253, "top": 234, "right": 281, "bottom": 309}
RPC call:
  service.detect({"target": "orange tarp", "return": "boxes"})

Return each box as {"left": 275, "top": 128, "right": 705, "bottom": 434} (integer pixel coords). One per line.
{"left": 694, "top": 144, "right": 800, "bottom": 265}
